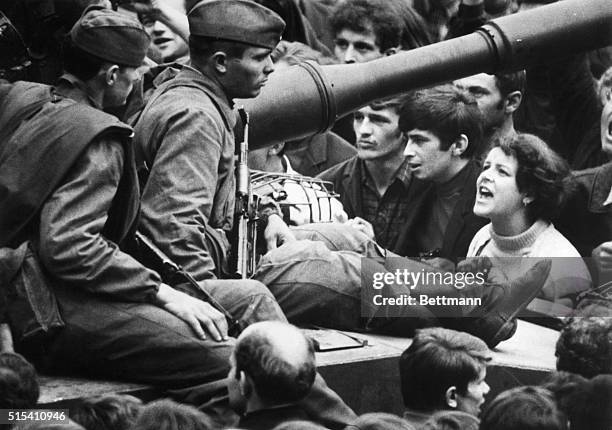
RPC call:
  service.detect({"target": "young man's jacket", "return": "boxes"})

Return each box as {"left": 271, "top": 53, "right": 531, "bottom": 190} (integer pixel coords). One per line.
{"left": 319, "top": 157, "right": 487, "bottom": 260}
{"left": 133, "top": 65, "right": 236, "bottom": 282}
{"left": 0, "top": 79, "right": 161, "bottom": 340}
{"left": 557, "top": 162, "right": 612, "bottom": 258}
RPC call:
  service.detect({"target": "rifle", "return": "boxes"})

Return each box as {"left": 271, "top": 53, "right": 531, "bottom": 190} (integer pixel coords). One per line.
{"left": 135, "top": 231, "right": 241, "bottom": 336}
{"left": 230, "top": 108, "right": 260, "bottom": 279}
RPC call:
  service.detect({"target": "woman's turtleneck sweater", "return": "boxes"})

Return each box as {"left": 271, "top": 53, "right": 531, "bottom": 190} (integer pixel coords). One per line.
{"left": 467, "top": 220, "right": 591, "bottom": 307}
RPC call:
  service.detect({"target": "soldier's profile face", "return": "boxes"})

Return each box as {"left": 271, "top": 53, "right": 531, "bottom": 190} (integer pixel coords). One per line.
{"left": 225, "top": 46, "right": 275, "bottom": 99}
{"left": 104, "top": 65, "right": 138, "bottom": 108}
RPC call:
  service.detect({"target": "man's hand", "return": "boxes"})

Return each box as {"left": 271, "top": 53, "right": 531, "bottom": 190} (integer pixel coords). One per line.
{"left": 155, "top": 283, "right": 228, "bottom": 341}
{"left": 345, "top": 217, "right": 375, "bottom": 240}
{"left": 264, "top": 214, "right": 296, "bottom": 251}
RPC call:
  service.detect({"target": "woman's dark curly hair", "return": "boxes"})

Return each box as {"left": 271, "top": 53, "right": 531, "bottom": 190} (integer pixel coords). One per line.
{"left": 492, "top": 133, "right": 574, "bottom": 223}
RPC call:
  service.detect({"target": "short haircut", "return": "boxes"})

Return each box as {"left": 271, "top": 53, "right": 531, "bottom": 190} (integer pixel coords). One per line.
{"left": 330, "top": 0, "right": 403, "bottom": 52}
{"left": 70, "top": 394, "right": 143, "bottom": 430}
{"left": 61, "top": 37, "right": 107, "bottom": 81}
{"left": 271, "top": 40, "right": 336, "bottom": 66}
{"left": 555, "top": 316, "right": 612, "bottom": 377}
{"left": 492, "top": 133, "right": 572, "bottom": 223}
{"left": 421, "top": 410, "right": 479, "bottom": 430}
{"left": 131, "top": 399, "right": 214, "bottom": 430}
{"left": 272, "top": 421, "right": 331, "bottom": 430}
{"left": 398, "top": 85, "right": 484, "bottom": 158}
{"left": 399, "top": 327, "right": 490, "bottom": 411}
{"left": 234, "top": 327, "right": 316, "bottom": 403}
{"left": 188, "top": 35, "right": 249, "bottom": 61}
{"left": 480, "top": 386, "right": 568, "bottom": 430}
{"left": 345, "top": 412, "right": 416, "bottom": 430}
{"left": 0, "top": 352, "right": 39, "bottom": 409}
{"left": 495, "top": 70, "right": 526, "bottom": 98}
{"left": 368, "top": 93, "right": 413, "bottom": 115}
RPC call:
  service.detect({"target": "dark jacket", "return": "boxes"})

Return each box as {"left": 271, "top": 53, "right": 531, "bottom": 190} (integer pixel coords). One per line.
{"left": 394, "top": 159, "right": 487, "bottom": 260}
{"left": 319, "top": 157, "right": 486, "bottom": 259}
{"left": 239, "top": 404, "right": 313, "bottom": 430}
{"left": 133, "top": 65, "right": 236, "bottom": 281}
{"left": 0, "top": 79, "right": 159, "bottom": 302}
{"left": 557, "top": 162, "right": 612, "bottom": 258}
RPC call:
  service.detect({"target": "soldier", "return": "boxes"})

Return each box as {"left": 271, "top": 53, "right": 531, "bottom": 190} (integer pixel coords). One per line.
{"left": 132, "top": 0, "right": 355, "bottom": 426}
{"left": 0, "top": 5, "right": 345, "bottom": 425}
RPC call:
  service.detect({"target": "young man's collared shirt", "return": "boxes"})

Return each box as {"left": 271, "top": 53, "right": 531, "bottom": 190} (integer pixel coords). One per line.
{"left": 361, "top": 159, "right": 412, "bottom": 249}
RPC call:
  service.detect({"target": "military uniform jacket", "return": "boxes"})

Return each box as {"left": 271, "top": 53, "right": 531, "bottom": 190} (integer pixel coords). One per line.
{"left": 0, "top": 78, "right": 161, "bottom": 303}
{"left": 134, "top": 65, "right": 237, "bottom": 282}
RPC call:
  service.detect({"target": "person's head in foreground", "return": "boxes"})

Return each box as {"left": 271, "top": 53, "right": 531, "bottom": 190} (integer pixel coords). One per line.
{"left": 345, "top": 412, "right": 416, "bottom": 430}
{"left": 555, "top": 315, "right": 612, "bottom": 378}
{"left": 228, "top": 321, "right": 316, "bottom": 415}
{"left": 399, "top": 327, "right": 491, "bottom": 417}
{"left": 70, "top": 394, "right": 143, "bottom": 430}
{"left": 479, "top": 386, "right": 568, "bottom": 430}
{"left": 131, "top": 399, "right": 214, "bottom": 430}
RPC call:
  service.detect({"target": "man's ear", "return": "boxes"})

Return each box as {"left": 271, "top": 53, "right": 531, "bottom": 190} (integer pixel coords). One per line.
{"left": 383, "top": 46, "right": 401, "bottom": 56}
{"left": 212, "top": 51, "right": 228, "bottom": 74}
{"left": 445, "top": 386, "right": 458, "bottom": 409}
{"left": 451, "top": 134, "right": 469, "bottom": 157}
{"left": 239, "top": 370, "right": 252, "bottom": 398}
{"left": 104, "top": 65, "right": 119, "bottom": 86}
{"left": 504, "top": 90, "right": 523, "bottom": 114}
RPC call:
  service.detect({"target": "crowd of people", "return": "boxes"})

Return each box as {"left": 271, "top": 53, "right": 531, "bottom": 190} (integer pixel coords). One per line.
{"left": 0, "top": 0, "right": 611, "bottom": 429}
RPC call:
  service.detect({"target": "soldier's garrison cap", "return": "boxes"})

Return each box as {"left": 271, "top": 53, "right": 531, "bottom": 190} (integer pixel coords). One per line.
{"left": 188, "top": 0, "right": 285, "bottom": 50}
{"left": 70, "top": 6, "right": 150, "bottom": 68}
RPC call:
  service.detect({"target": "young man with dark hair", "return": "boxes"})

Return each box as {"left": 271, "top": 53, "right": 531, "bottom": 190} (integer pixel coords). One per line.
{"left": 329, "top": 0, "right": 403, "bottom": 64}
{"left": 399, "top": 327, "right": 491, "bottom": 428}
{"left": 396, "top": 84, "right": 488, "bottom": 260}
{"left": 319, "top": 95, "right": 412, "bottom": 250}
{"left": 327, "top": 0, "right": 429, "bottom": 143}
{"left": 228, "top": 321, "right": 317, "bottom": 430}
